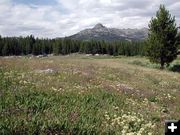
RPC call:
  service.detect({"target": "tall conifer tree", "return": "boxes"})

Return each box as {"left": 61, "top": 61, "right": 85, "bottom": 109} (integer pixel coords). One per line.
{"left": 147, "top": 5, "right": 179, "bottom": 69}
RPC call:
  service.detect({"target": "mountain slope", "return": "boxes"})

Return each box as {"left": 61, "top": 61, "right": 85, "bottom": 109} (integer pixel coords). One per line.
{"left": 68, "top": 23, "right": 148, "bottom": 41}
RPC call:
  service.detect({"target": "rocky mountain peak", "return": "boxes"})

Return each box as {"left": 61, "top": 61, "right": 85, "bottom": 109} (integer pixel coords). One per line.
{"left": 93, "top": 23, "right": 106, "bottom": 29}
{"left": 69, "top": 23, "right": 148, "bottom": 41}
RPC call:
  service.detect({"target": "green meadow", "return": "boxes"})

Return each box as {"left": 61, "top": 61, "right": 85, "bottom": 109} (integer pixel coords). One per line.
{"left": 0, "top": 55, "right": 180, "bottom": 135}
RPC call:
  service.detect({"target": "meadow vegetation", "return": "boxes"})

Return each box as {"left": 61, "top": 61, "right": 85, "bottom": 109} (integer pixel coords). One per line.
{"left": 0, "top": 54, "right": 180, "bottom": 135}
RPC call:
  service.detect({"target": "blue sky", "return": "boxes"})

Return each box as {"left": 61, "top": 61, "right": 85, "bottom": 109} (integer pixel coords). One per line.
{"left": 0, "top": 0, "right": 180, "bottom": 38}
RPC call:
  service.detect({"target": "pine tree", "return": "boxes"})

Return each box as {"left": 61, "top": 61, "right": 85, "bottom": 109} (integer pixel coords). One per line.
{"left": 53, "top": 39, "right": 62, "bottom": 55}
{"left": 0, "top": 35, "right": 3, "bottom": 55}
{"left": 147, "top": 5, "right": 179, "bottom": 69}
{"left": 2, "top": 43, "right": 9, "bottom": 56}
{"left": 177, "top": 32, "right": 180, "bottom": 54}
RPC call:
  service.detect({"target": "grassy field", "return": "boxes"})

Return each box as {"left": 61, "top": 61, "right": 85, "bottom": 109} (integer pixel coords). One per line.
{"left": 0, "top": 54, "right": 180, "bottom": 135}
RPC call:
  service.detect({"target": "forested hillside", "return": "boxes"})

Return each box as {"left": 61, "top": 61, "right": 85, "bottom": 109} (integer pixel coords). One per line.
{"left": 0, "top": 35, "right": 146, "bottom": 56}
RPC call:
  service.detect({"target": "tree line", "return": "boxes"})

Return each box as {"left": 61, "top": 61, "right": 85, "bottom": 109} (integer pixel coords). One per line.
{"left": 0, "top": 35, "right": 147, "bottom": 56}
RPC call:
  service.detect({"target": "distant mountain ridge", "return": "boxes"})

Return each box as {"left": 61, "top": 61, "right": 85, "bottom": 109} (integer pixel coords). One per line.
{"left": 68, "top": 23, "right": 148, "bottom": 41}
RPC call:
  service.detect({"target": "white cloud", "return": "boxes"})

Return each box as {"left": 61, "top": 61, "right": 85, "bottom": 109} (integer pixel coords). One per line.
{"left": 0, "top": 0, "right": 179, "bottom": 38}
